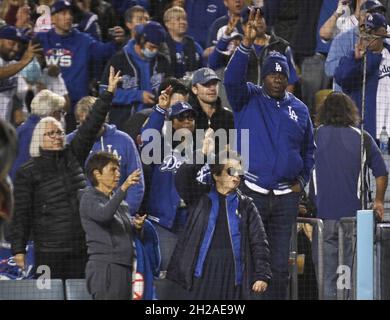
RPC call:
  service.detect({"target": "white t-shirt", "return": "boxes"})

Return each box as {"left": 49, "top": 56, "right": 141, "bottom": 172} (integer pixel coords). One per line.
{"left": 0, "top": 57, "right": 28, "bottom": 121}
{"left": 376, "top": 47, "right": 390, "bottom": 138}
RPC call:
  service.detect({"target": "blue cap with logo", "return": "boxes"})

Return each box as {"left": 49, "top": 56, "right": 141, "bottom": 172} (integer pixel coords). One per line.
{"left": 51, "top": 0, "right": 73, "bottom": 15}
{"left": 0, "top": 25, "right": 28, "bottom": 43}
{"left": 365, "top": 12, "right": 388, "bottom": 31}
{"left": 135, "top": 21, "right": 166, "bottom": 46}
{"left": 168, "top": 102, "right": 197, "bottom": 120}
{"left": 360, "top": 0, "right": 386, "bottom": 12}
{"left": 191, "top": 67, "right": 220, "bottom": 86}
{"left": 261, "top": 51, "right": 290, "bottom": 80}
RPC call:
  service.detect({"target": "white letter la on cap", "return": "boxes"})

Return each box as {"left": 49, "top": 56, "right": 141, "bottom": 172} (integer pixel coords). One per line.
{"left": 275, "top": 63, "right": 282, "bottom": 72}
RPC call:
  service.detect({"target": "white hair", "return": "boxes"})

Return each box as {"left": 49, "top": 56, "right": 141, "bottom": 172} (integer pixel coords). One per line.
{"left": 30, "top": 89, "right": 66, "bottom": 117}
{"left": 29, "top": 117, "right": 63, "bottom": 157}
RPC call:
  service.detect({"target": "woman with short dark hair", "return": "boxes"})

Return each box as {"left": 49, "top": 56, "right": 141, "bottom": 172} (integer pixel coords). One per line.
{"left": 167, "top": 142, "right": 271, "bottom": 300}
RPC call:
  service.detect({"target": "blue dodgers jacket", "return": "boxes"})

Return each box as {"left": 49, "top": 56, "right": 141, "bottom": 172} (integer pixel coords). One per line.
{"left": 140, "top": 106, "right": 190, "bottom": 229}
{"left": 334, "top": 43, "right": 390, "bottom": 139}
{"left": 224, "top": 44, "right": 315, "bottom": 190}
{"left": 9, "top": 114, "right": 41, "bottom": 181}
{"left": 36, "top": 29, "right": 116, "bottom": 106}
{"left": 67, "top": 123, "right": 144, "bottom": 215}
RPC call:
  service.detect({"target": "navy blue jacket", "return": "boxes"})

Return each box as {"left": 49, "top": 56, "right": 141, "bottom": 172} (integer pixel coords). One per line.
{"left": 313, "top": 125, "right": 388, "bottom": 220}
{"left": 224, "top": 44, "right": 315, "bottom": 190}
{"left": 167, "top": 162, "right": 271, "bottom": 298}
{"left": 334, "top": 43, "right": 390, "bottom": 139}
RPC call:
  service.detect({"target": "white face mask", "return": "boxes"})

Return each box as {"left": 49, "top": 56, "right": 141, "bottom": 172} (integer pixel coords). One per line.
{"left": 142, "top": 47, "right": 157, "bottom": 59}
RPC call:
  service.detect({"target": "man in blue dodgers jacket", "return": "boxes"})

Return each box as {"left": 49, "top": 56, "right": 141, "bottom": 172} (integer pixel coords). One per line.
{"left": 224, "top": 9, "right": 315, "bottom": 300}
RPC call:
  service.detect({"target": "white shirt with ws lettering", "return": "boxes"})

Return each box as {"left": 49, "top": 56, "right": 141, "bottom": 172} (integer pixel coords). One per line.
{"left": 377, "top": 47, "right": 390, "bottom": 139}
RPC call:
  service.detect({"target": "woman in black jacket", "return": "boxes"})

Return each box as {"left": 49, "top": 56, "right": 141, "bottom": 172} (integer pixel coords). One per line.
{"left": 9, "top": 67, "right": 121, "bottom": 280}
{"left": 166, "top": 141, "right": 271, "bottom": 300}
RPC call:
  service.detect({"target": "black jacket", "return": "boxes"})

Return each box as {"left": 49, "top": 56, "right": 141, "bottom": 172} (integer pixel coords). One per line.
{"left": 190, "top": 95, "right": 234, "bottom": 132}
{"left": 10, "top": 91, "right": 114, "bottom": 255}
{"left": 166, "top": 34, "right": 202, "bottom": 78}
{"left": 166, "top": 162, "right": 271, "bottom": 299}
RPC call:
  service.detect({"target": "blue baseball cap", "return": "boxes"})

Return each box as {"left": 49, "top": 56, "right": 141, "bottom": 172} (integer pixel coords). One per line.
{"left": 360, "top": 0, "right": 386, "bottom": 12}
{"left": 135, "top": 21, "right": 166, "bottom": 46}
{"left": 191, "top": 67, "right": 220, "bottom": 86}
{"left": 261, "top": 51, "right": 290, "bottom": 80}
{"left": 365, "top": 12, "right": 388, "bottom": 31}
{"left": 51, "top": 0, "right": 73, "bottom": 15}
{"left": 0, "top": 25, "right": 28, "bottom": 43}
{"left": 168, "top": 102, "right": 197, "bottom": 120}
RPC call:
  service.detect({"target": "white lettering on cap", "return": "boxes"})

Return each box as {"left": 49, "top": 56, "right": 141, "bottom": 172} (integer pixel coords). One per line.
{"left": 275, "top": 63, "right": 282, "bottom": 72}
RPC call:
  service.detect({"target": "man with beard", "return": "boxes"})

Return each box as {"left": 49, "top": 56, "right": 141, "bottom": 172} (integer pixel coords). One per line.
{"left": 0, "top": 24, "right": 41, "bottom": 120}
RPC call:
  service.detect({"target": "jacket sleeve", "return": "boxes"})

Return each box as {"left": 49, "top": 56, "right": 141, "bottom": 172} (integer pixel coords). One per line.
{"left": 175, "top": 157, "right": 210, "bottom": 207}
{"left": 99, "top": 55, "right": 144, "bottom": 105}
{"left": 298, "top": 115, "right": 315, "bottom": 189}
{"left": 124, "top": 135, "right": 145, "bottom": 215}
{"left": 140, "top": 105, "right": 166, "bottom": 147}
{"left": 207, "top": 37, "right": 229, "bottom": 70}
{"left": 334, "top": 50, "right": 382, "bottom": 91}
{"left": 70, "top": 91, "right": 113, "bottom": 165}
{"left": 10, "top": 168, "right": 33, "bottom": 255}
{"left": 80, "top": 188, "right": 127, "bottom": 223}
{"left": 246, "top": 200, "right": 272, "bottom": 283}
{"left": 325, "top": 32, "right": 348, "bottom": 77}
{"left": 223, "top": 44, "right": 255, "bottom": 112}
{"left": 366, "top": 132, "right": 389, "bottom": 178}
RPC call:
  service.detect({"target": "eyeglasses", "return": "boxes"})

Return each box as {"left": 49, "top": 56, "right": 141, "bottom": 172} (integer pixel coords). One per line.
{"left": 44, "top": 129, "right": 65, "bottom": 139}
{"left": 175, "top": 112, "right": 195, "bottom": 122}
{"left": 226, "top": 167, "right": 244, "bottom": 177}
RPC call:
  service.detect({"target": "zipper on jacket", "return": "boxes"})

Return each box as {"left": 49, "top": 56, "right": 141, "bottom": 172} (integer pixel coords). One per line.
{"left": 226, "top": 198, "right": 238, "bottom": 286}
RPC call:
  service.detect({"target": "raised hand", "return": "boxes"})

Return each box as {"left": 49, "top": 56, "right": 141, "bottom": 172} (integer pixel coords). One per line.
{"left": 107, "top": 66, "right": 122, "bottom": 93}
{"left": 225, "top": 15, "right": 240, "bottom": 36}
{"left": 202, "top": 128, "right": 215, "bottom": 156}
{"left": 252, "top": 280, "right": 268, "bottom": 293}
{"left": 21, "top": 41, "right": 43, "bottom": 64}
{"left": 243, "top": 8, "right": 261, "bottom": 47}
{"left": 120, "top": 169, "right": 142, "bottom": 192}
{"left": 158, "top": 85, "right": 173, "bottom": 110}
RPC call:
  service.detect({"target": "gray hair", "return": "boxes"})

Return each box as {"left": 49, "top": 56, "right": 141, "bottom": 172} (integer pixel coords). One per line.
{"left": 29, "top": 117, "right": 63, "bottom": 157}
{"left": 31, "top": 90, "right": 66, "bottom": 117}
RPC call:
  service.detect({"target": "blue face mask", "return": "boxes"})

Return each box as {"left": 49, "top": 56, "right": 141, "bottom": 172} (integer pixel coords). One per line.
{"left": 21, "top": 57, "right": 42, "bottom": 84}
{"left": 142, "top": 47, "right": 157, "bottom": 59}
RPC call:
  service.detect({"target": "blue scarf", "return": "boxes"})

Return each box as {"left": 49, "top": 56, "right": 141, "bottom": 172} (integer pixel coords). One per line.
{"left": 194, "top": 189, "right": 242, "bottom": 285}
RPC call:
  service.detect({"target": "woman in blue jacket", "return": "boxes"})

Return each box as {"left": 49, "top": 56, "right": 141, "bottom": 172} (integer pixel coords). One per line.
{"left": 166, "top": 147, "right": 271, "bottom": 300}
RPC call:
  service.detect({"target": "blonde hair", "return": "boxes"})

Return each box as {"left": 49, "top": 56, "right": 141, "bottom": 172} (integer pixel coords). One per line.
{"left": 163, "top": 6, "right": 186, "bottom": 24}
{"left": 75, "top": 96, "right": 97, "bottom": 122}
{"left": 31, "top": 89, "right": 66, "bottom": 117}
{"left": 29, "top": 116, "right": 63, "bottom": 157}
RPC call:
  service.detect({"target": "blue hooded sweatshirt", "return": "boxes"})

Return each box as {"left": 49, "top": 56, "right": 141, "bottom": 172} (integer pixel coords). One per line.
{"left": 67, "top": 123, "right": 144, "bottom": 214}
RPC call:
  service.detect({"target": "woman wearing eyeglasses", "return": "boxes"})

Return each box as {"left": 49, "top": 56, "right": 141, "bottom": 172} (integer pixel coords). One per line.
{"left": 9, "top": 67, "right": 121, "bottom": 280}
{"left": 166, "top": 142, "right": 271, "bottom": 300}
